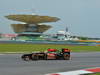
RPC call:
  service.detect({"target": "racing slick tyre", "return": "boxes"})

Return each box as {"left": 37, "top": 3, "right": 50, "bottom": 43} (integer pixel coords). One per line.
{"left": 63, "top": 54, "right": 70, "bottom": 60}
{"left": 23, "top": 56, "right": 30, "bottom": 61}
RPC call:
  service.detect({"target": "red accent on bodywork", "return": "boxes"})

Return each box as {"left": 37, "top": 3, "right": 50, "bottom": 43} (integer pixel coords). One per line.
{"left": 50, "top": 73, "right": 60, "bottom": 75}
{"left": 47, "top": 53, "right": 56, "bottom": 56}
{"left": 47, "top": 53, "right": 56, "bottom": 59}
{"left": 48, "top": 49, "right": 57, "bottom": 52}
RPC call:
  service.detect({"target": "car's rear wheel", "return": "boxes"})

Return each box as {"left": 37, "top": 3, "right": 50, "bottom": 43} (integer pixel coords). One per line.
{"left": 63, "top": 54, "right": 70, "bottom": 60}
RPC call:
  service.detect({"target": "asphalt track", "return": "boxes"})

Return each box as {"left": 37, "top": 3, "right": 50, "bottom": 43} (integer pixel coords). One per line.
{"left": 0, "top": 52, "right": 100, "bottom": 75}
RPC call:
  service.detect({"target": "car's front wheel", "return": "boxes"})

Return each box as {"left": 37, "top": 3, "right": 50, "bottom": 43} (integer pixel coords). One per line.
{"left": 23, "top": 56, "right": 30, "bottom": 61}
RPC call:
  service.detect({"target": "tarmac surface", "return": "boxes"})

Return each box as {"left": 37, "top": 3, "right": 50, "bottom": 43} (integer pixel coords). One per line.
{"left": 0, "top": 52, "right": 100, "bottom": 75}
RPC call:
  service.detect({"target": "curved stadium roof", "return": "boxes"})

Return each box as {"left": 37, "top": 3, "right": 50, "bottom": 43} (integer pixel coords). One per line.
{"left": 5, "top": 15, "right": 60, "bottom": 24}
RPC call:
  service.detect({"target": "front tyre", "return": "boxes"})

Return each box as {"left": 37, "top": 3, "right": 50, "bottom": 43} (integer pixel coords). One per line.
{"left": 23, "top": 56, "right": 30, "bottom": 61}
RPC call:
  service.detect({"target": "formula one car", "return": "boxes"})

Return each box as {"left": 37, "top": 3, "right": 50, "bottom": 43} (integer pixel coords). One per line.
{"left": 21, "top": 48, "right": 70, "bottom": 61}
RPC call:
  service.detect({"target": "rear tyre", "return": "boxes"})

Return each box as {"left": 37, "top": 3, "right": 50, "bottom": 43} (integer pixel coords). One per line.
{"left": 63, "top": 54, "right": 70, "bottom": 60}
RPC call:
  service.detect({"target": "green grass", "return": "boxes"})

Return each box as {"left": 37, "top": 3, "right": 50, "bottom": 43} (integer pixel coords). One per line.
{"left": 0, "top": 43, "right": 100, "bottom": 52}
{"left": 85, "top": 73, "right": 100, "bottom": 75}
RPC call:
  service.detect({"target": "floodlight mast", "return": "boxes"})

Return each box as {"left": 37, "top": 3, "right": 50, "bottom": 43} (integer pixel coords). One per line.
{"left": 31, "top": 8, "right": 37, "bottom": 15}
{"left": 66, "top": 26, "right": 68, "bottom": 32}
{"left": 65, "top": 24, "right": 72, "bottom": 32}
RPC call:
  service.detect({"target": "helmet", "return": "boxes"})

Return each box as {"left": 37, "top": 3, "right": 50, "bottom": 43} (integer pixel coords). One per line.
{"left": 62, "top": 48, "right": 70, "bottom": 52}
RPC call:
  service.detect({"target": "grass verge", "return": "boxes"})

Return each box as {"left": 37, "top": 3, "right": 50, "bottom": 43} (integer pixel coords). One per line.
{"left": 85, "top": 73, "right": 100, "bottom": 75}
{"left": 0, "top": 43, "right": 100, "bottom": 52}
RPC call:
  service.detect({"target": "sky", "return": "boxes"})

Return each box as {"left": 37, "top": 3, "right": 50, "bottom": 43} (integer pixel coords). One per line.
{"left": 0, "top": 0, "right": 100, "bottom": 38}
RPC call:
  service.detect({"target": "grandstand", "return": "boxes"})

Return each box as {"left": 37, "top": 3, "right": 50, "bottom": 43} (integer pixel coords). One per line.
{"left": 5, "top": 14, "right": 60, "bottom": 41}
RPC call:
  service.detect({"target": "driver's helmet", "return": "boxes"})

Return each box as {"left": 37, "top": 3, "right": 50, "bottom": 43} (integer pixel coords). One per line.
{"left": 62, "top": 48, "right": 70, "bottom": 52}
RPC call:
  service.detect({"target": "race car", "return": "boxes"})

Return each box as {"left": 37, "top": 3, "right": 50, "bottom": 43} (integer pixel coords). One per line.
{"left": 21, "top": 48, "right": 70, "bottom": 61}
